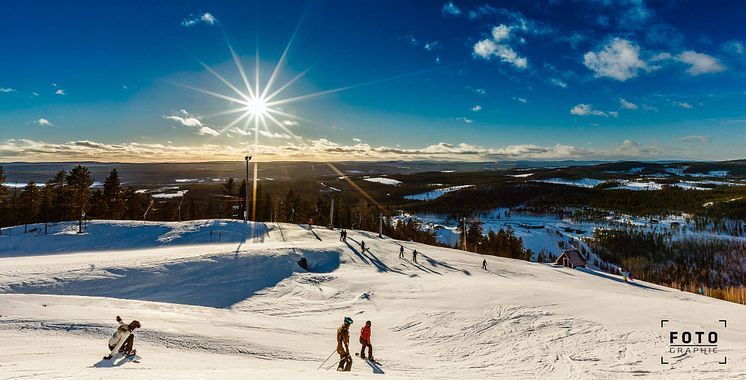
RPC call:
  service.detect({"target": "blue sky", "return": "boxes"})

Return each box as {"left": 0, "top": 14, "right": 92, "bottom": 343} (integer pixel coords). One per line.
{"left": 0, "top": 0, "right": 744, "bottom": 162}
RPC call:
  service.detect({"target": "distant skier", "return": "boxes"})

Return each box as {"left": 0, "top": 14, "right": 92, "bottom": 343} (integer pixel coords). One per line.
{"left": 360, "top": 240, "right": 366, "bottom": 252}
{"left": 412, "top": 249, "right": 418, "bottom": 263}
{"left": 340, "top": 230, "right": 345, "bottom": 242}
{"left": 628, "top": 272, "right": 634, "bottom": 282}
{"left": 343, "top": 230, "right": 348, "bottom": 242}
{"left": 482, "top": 259, "right": 487, "bottom": 270}
{"left": 103, "top": 316, "right": 141, "bottom": 360}
{"left": 399, "top": 245, "right": 405, "bottom": 259}
{"left": 359, "top": 320, "right": 374, "bottom": 360}
{"left": 622, "top": 271, "right": 629, "bottom": 284}
{"left": 336, "top": 317, "right": 353, "bottom": 371}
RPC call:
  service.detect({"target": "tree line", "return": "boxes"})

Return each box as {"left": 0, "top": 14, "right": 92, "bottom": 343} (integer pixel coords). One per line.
{"left": 587, "top": 228, "right": 746, "bottom": 304}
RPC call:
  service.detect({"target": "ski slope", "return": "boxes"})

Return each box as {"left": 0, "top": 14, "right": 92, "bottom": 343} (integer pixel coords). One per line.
{"left": 1, "top": 220, "right": 745, "bottom": 379}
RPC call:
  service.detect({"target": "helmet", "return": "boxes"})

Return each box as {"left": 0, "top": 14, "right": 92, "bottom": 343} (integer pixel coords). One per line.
{"left": 344, "top": 317, "right": 353, "bottom": 325}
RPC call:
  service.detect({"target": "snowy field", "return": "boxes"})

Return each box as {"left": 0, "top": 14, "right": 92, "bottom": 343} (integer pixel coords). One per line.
{"left": 394, "top": 209, "right": 746, "bottom": 260}
{"left": 1, "top": 220, "right": 745, "bottom": 379}
{"left": 403, "top": 185, "right": 474, "bottom": 201}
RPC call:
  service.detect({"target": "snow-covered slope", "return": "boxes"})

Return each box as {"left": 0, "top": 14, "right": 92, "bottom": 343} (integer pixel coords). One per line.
{"left": 1, "top": 221, "right": 744, "bottom": 379}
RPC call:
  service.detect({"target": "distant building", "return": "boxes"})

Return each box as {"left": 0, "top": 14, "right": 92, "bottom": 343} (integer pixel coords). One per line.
{"left": 555, "top": 249, "right": 586, "bottom": 268}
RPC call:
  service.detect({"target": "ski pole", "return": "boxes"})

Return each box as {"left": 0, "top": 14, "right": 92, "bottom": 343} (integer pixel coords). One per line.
{"left": 316, "top": 350, "right": 337, "bottom": 370}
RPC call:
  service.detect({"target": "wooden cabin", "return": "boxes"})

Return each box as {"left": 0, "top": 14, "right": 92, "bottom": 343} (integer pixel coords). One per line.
{"left": 555, "top": 249, "right": 586, "bottom": 268}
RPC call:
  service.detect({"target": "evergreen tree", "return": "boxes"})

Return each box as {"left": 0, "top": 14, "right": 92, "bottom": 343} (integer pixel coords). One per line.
{"left": 66, "top": 165, "right": 93, "bottom": 231}
{"left": 102, "top": 169, "right": 124, "bottom": 219}
{"left": 0, "top": 165, "right": 6, "bottom": 204}
{"left": 223, "top": 177, "right": 236, "bottom": 195}
{"left": 19, "top": 181, "right": 40, "bottom": 230}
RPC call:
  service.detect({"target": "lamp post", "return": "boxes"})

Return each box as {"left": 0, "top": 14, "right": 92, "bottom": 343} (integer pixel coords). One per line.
{"left": 244, "top": 155, "right": 252, "bottom": 223}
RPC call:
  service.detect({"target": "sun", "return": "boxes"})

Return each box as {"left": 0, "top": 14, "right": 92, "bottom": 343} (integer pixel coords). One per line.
{"left": 245, "top": 97, "right": 269, "bottom": 118}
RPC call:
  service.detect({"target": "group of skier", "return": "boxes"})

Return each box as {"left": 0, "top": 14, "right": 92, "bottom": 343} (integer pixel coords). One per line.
{"left": 339, "top": 229, "right": 348, "bottom": 242}
{"left": 335, "top": 316, "right": 375, "bottom": 371}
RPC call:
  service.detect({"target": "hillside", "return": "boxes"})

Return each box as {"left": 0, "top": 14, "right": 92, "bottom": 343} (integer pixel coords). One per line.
{"left": 1, "top": 220, "right": 745, "bottom": 379}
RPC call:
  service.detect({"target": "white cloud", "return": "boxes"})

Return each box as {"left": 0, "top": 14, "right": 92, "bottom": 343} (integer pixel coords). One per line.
{"left": 619, "top": 98, "right": 638, "bottom": 110}
{"left": 198, "top": 127, "right": 220, "bottom": 136}
{"left": 491, "top": 24, "right": 511, "bottom": 42}
{"left": 722, "top": 40, "right": 744, "bottom": 55}
{"left": 549, "top": 78, "right": 567, "bottom": 88}
{"left": 165, "top": 114, "right": 203, "bottom": 128}
{"left": 228, "top": 127, "right": 251, "bottom": 136}
{"left": 676, "top": 51, "right": 725, "bottom": 75}
{"left": 55, "top": 89, "right": 66, "bottom": 95}
{"left": 457, "top": 117, "right": 475, "bottom": 124}
{"left": 680, "top": 135, "right": 710, "bottom": 144}
{"left": 513, "top": 97, "right": 528, "bottom": 104}
{"left": 0, "top": 87, "right": 16, "bottom": 93}
{"left": 283, "top": 120, "right": 299, "bottom": 127}
{"left": 181, "top": 12, "right": 216, "bottom": 27}
{"left": 352, "top": 138, "right": 362, "bottom": 143}
{"left": 570, "top": 104, "right": 615, "bottom": 117}
{"left": 259, "top": 130, "right": 292, "bottom": 139}
{"left": 34, "top": 118, "right": 53, "bottom": 127}
{"left": 471, "top": 105, "right": 482, "bottom": 112}
{"left": 583, "top": 38, "right": 649, "bottom": 81}
{"left": 673, "top": 101, "right": 693, "bottom": 109}
{"left": 473, "top": 39, "right": 527, "bottom": 69}
{"left": 442, "top": 1, "right": 462, "bottom": 16}
{"left": 0, "top": 138, "right": 666, "bottom": 162}
{"left": 164, "top": 109, "right": 224, "bottom": 137}
{"left": 466, "top": 87, "right": 486, "bottom": 95}
{"left": 424, "top": 41, "right": 442, "bottom": 51}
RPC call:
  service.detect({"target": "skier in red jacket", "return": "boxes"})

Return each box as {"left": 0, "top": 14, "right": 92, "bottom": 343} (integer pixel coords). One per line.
{"left": 359, "top": 320, "right": 373, "bottom": 360}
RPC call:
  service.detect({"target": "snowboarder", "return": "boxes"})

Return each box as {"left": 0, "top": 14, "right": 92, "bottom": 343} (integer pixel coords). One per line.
{"left": 399, "top": 245, "right": 404, "bottom": 259}
{"left": 360, "top": 240, "right": 366, "bottom": 252}
{"left": 359, "top": 320, "right": 373, "bottom": 360}
{"left": 103, "top": 316, "right": 141, "bottom": 360}
{"left": 412, "top": 249, "right": 418, "bottom": 263}
{"left": 482, "top": 259, "right": 487, "bottom": 270}
{"left": 336, "top": 317, "right": 353, "bottom": 371}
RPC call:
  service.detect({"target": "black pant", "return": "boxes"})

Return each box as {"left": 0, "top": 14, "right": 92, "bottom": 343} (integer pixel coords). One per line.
{"left": 109, "top": 334, "right": 134, "bottom": 354}
{"left": 360, "top": 338, "right": 373, "bottom": 358}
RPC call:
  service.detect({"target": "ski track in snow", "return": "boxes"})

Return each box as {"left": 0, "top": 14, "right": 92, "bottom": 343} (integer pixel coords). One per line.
{"left": 0, "top": 221, "right": 745, "bottom": 379}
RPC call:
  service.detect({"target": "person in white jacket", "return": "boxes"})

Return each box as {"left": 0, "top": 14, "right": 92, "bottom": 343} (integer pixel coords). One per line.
{"left": 103, "top": 316, "right": 141, "bottom": 359}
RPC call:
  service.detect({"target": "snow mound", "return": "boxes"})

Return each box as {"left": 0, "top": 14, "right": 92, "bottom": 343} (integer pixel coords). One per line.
{"left": 0, "top": 220, "right": 268, "bottom": 257}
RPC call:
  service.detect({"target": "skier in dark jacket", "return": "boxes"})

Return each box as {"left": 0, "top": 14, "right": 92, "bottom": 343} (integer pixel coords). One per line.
{"left": 412, "top": 249, "right": 418, "bottom": 263}
{"left": 359, "top": 320, "right": 373, "bottom": 360}
{"left": 103, "top": 316, "right": 141, "bottom": 359}
{"left": 336, "top": 317, "right": 353, "bottom": 371}
{"left": 482, "top": 259, "right": 487, "bottom": 270}
{"left": 360, "top": 240, "right": 366, "bottom": 252}
{"left": 399, "top": 245, "right": 404, "bottom": 259}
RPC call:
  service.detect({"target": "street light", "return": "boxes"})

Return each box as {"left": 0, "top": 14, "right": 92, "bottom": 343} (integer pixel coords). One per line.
{"left": 244, "top": 155, "right": 252, "bottom": 223}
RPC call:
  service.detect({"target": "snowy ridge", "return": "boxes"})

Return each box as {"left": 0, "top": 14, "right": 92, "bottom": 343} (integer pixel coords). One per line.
{"left": 0, "top": 221, "right": 745, "bottom": 379}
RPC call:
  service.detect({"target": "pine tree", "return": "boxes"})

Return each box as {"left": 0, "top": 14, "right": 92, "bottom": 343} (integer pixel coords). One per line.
{"left": 223, "top": 177, "right": 236, "bottom": 195}
{"left": 102, "top": 169, "right": 124, "bottom": 219}
{"left": 0, "top": 165, "right": 6, "bottom": 204}
{"left": 66, "top": 165, "right": 93, "bottom": 232}
{"left": 19, "top": 181, "right": 40, "bottom": 231}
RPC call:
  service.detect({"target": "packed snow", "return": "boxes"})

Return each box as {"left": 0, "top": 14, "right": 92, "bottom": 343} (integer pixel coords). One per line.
{"left": 536, "top": 178, "right": 606, "bottom": 188}
{"left": 1, "top": 220, "right": 745, "bottom": 379}
{"left": 403, "top": 185, "right": 474, "bottom": 201}
{"left": 363, "top": 177, "right": 403, "bottom": 186}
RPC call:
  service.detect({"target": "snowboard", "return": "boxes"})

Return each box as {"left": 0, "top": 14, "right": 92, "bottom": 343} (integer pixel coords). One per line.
{"left": 355, "top": 352, "right": 382, "bottom": 366}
